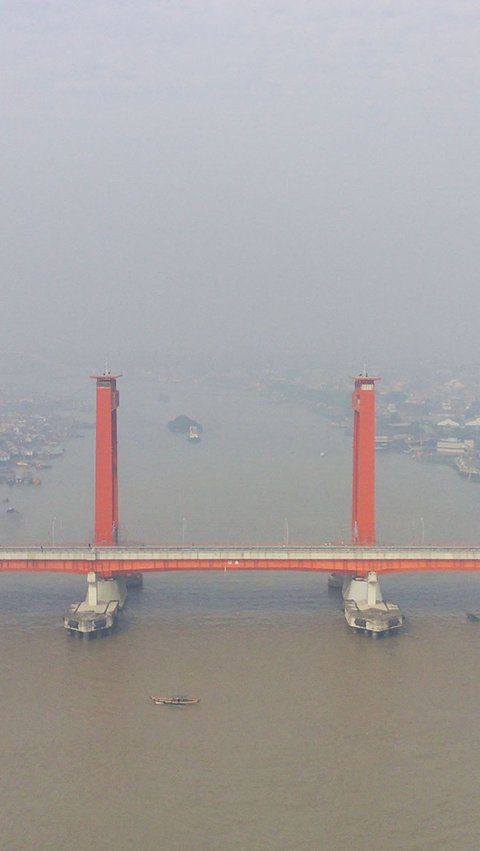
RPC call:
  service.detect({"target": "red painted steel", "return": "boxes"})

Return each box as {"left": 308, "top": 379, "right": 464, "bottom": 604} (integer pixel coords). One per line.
{"left": 1, "top": 371, "right": 479, "bottom": 580}
{"left": 2, "top": 556, "right": 480, "bottom": 575}
{"left": 91, "top": 372, "right": 121, "bottom": 545}
{"left": 352, "top": 373, "right": 380, "bottom": 545}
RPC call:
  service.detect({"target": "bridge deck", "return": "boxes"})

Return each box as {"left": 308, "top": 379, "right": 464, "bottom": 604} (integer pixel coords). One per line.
{"left": 2, "top": 546, "right": 480, "bottom": 575}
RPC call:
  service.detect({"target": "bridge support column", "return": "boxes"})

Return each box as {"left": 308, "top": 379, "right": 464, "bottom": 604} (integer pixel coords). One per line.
{"left": 86, "top": 572, "right": 127, "bottom": 608}
{"left": 63, "top": 368, "right": 134, "bottom": 637}
{"left": 342, "top": 571, "right": 403, "bottom": 636}
{"left": 64, "top": 572, "right": 127, "bottom": 638}
{"left": 327, "top": 573, "right": 345, "bottom": 590}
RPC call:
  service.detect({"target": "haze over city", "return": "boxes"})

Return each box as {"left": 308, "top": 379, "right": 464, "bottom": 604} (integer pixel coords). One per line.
{"left": 4, "top": 5, "right": 480, "bottom": 850}
{"left": 2, "top": 1, "right": 480, "bottom": 371}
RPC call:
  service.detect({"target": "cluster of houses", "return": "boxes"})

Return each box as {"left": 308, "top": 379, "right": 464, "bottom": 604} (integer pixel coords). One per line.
{"left": 251, "top": 366, "right": 480, "bottom": 482}
{"left": 374, "top": 374, "right": 480, "bottom": 478}
{"left": 0, "top": 395, "right": 91, "bottom": 486}
{"left": 155, "top": 365, "right": 480, "bottom": 484}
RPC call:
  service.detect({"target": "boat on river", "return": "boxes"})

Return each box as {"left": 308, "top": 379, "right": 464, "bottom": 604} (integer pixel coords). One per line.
{"left": 187, "top": 425, "right": 201, "bottom": 443}
{"left": 150, "top": 695, "right": 200, "bottom": 705}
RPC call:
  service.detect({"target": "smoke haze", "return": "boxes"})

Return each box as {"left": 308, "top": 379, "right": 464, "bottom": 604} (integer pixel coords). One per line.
{"left": 2, "top": 1, "right": 480, "bottom": 370}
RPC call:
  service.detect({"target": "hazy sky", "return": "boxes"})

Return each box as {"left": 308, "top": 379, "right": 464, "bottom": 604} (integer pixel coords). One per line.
{"left": 2, "top": 1, "right": 480, "bottom": 371}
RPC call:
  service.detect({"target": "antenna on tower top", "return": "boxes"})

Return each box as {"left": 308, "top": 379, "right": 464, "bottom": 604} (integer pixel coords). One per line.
{"left": 104, "top": 358, "right": 110, "bottom": 376}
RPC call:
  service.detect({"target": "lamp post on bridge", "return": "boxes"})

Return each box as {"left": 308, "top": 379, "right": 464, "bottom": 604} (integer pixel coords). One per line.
{"left": 412, "top": 516, "right": 426, "bottom": 545}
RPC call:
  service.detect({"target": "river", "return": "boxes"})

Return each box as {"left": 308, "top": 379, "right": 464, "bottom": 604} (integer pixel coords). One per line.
{"left": 2, "top": 369, "right": 480, "bottom": 849}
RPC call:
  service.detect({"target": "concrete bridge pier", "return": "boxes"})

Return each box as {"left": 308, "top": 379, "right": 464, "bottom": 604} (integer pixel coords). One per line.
{"left": 342, "top": 571, "right": 403, "bottom": 636}
{"left": 327, "top": 572, "right": 345, "bottom": 590}
{"left": 64, "top": 572, "right": 127, "bottom": 637}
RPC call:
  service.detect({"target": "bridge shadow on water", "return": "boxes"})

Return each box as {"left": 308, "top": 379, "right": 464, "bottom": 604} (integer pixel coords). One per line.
{"left": 2, "top": 571, "right": 480, "bottom": 635}
{"left": 125, "top": 572, "right": 335, "bottom": 619}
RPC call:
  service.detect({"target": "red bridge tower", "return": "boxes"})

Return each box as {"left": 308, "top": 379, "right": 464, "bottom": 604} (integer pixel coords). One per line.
{"left": 351, "top": 371, "right": 380, "bottom": 546}
{"left": 91, "top": 370, "right": 121, "bottom": 545}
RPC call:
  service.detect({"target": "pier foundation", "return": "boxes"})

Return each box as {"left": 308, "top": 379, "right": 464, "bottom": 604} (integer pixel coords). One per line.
{"left": 342, "top": 571, "right": 403, "bottom": 636}
{"left": 64, "top": 572, "right": 127, "bottom": 637}
{"left": 327, "top": 572, "right": 345, "bottom": 590}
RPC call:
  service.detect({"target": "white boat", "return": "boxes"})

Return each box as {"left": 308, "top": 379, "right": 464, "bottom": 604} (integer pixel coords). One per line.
{"left": 187, "top": 426, "right": 201, "bottom": 443}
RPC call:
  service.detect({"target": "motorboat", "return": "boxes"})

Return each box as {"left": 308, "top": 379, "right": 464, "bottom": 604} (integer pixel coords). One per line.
{"left": 150, "top": 695, "right": 200, "bottom": 705}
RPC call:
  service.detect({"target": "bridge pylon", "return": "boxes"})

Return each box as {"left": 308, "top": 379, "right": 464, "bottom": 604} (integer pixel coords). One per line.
{"left": 351, "top": 370, "right": 380, "bottom": 546}
{"left": 341, "top": 370, "right": 404, "bottom": 634}
{"left": 64, "top": 370, "right": 126, "bottom": 637}
{"left": 328, "top": 368, "right": 380, "bottom": 592}
{"left": 90, "top": 369, "right": 122, "bottom": 546}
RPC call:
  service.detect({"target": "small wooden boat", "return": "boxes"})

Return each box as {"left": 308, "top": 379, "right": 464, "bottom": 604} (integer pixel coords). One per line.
{"left": 150, "top": 695, "right": 200, "bottom": 705}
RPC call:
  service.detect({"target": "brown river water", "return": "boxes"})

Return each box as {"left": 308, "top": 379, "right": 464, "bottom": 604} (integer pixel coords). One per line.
{"left": 2, "top": 373, "right": 480, "bottom": 850}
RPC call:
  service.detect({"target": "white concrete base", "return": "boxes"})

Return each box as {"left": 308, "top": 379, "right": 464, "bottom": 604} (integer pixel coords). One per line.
{"left": 342, "top": 571, "right": 403, "bottom": 635}
{"left": 86, "top": 572, "right": 127, "bottom": 608}
{"left": 64, "top": 600, "right": 119, "bottom": 635}
{"left": 64, "top": 572, "right": 127, "bottom": 637}
{"left": 342, "top": 572, "right": 384, "bottom": 605}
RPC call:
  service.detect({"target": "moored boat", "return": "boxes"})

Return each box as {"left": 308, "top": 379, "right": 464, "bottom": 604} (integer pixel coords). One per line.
{"left": 187, "top": 425, "right": 201, "bottom": 442}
